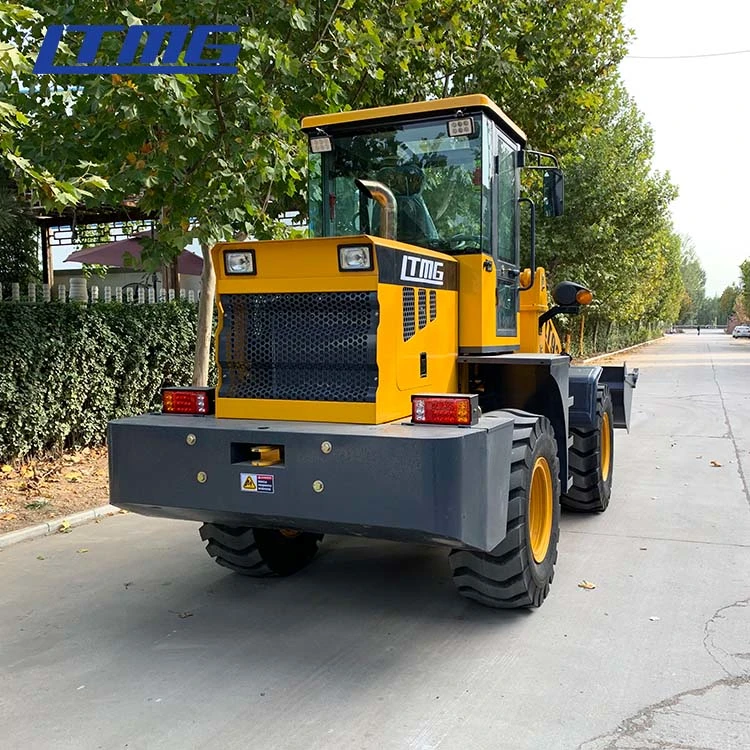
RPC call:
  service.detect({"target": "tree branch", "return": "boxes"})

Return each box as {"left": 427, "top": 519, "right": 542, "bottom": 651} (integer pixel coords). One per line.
{"left": 304, "top": 0, "right": 342, "bottom": 63}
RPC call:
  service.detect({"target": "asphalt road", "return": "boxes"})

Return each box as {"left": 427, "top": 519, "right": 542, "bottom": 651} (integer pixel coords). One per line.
{"left": 2, "top": 331, "right": 749, "bottom": 750}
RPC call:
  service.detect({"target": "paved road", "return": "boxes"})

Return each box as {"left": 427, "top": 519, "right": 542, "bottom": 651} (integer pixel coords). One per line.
{"left": 2, "top": 332, "right": 749, "bottom": 750}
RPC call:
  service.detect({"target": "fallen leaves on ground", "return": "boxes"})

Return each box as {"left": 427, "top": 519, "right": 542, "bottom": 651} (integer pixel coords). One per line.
{"left": 76, "top": 548, "right": 89, "bottom": 554}
{"left": 0, "top": 447, "right": 109, "bottom": 534}
{"left": 58, "top": 520, "right": 72, "bottom": 533}
{"left": 578, "top": 580, "right": 597, "bottom": 590}
{"left": 710, "top": 460, "right": 722, "bottom": 467}
{"left": 169, "top": 610, "right": 194, "bottom": 619}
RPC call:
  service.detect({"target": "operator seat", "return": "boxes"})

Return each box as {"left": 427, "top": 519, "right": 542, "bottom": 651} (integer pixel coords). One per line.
{"left": 374, "top": 164, "right": 440, "bottom": 248}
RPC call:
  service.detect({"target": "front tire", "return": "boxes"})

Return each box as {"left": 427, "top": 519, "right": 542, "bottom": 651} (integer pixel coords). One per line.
{"left": 562, "top": 386, "right": 614, "bottom": 513}
{"left": 449, "top": 411, "right": 561, "bottom": 609}
{"left": 199, "top": 523, "right": 322, "bottom": 577}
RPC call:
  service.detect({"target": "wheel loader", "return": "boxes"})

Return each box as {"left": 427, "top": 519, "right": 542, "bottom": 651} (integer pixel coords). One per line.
{"left": 108, "top": 95, "right": 637, "bottom": 608}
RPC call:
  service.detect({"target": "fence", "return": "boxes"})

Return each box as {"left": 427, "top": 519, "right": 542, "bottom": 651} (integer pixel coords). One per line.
{"left": 0, "top": 280, "right": 198, "bottom": 304}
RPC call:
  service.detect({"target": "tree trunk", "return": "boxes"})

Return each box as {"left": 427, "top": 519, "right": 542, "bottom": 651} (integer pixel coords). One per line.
{"left": 578, "top": 316, "right": 585, "bottom": 358}
{"left": 163, "top": 262, "right": 180, "bottom": 296}
{"left": 192, "top": 243, "right": 216, "bottom": 387}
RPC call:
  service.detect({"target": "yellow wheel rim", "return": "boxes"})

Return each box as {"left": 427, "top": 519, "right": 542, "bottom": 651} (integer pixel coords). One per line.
{"left": 601, "top": 411, "right": 612, "bottom": 482}
{"left": 529, "top": 457, "right": 553, "bottom": 563}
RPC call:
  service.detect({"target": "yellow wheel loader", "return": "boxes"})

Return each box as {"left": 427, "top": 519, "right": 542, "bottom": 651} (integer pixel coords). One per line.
{"left": 109, "top": 95, "right": 637, "bottom": 608}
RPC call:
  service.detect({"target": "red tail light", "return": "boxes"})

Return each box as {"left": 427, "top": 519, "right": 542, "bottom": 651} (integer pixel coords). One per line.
{"left": 411, "top": 394, "right": 480, "bottom": 426}
{"left": 162, "top": 387, "right": 215, "bottom": 415}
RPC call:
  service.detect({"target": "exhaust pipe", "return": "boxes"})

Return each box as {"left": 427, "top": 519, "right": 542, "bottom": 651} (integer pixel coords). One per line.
{"left": 355, "top": 179, "right": 397, "bottom": 240}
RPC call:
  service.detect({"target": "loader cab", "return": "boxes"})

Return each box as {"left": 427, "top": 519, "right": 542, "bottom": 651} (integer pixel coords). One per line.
{"left": 303, "top": 95, "right": 527, "bottom": 347}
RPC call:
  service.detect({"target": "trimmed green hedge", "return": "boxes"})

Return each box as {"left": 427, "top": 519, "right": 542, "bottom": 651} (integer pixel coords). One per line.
{"left": 0, "top": 302, "right": 203, "bottom": 462}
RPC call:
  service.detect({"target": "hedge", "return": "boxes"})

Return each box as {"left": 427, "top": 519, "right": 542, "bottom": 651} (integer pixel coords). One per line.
{"left": 0, "top": 302, "right": 205, "bottom": 462}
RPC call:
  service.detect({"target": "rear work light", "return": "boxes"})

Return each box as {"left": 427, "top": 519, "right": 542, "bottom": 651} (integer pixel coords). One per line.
{"left": 162, "top": 387, "right": 215, "bottom": 415}
{"left": 411, "top": 394, "right": 480, "bottom": 426}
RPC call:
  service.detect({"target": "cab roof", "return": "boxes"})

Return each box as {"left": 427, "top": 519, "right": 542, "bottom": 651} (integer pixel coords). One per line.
{"left": 301, "top": 94, "right": 527, "bottom": 146}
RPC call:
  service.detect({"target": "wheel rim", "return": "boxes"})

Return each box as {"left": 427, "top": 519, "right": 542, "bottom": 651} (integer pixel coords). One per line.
{"left": 529, "top": 456, "right": 553, "bottom": 563}
{"left": 601, "top": 411, "right": 612, "bottom": 482}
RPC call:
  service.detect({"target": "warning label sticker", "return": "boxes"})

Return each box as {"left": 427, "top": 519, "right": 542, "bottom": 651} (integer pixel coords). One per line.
{"left": 240, "top": 473, "right": 274, "bottom": 494}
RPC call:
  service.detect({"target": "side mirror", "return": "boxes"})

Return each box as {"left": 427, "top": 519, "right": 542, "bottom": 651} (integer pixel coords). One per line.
{"left": 538, "top": 281, "right": 593, "bottom": 330}
{"left": 552, "top": 281, "right": 592, "bottom": 308}
{"left": 543, "top": 169, "right": 564, "bottom": 217}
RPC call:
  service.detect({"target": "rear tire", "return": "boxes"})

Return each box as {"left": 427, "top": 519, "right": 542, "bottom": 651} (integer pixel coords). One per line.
{"left": 562, "top": 386, "right": 614, "bottom": 512}
{"left": 199, "top": 523, "right": 322, "bottom": 577}
{"left": 449, "top": 411, "right": 561, "bottom": 609}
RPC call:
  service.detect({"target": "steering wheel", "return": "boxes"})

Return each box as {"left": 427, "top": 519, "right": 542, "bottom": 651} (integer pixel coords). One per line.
{"left": 449, "top": 233, "right": 482, "bottom": 251}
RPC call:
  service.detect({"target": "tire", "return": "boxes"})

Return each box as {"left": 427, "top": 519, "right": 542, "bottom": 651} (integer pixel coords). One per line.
{"left": 561, "top": 386, "right": 614, "bottom": 513}
{"left": 449, "top": 411, "right": 561, "bottom": 609}
{"left": 199, "top": 523, "right": 322, "bottom": 577}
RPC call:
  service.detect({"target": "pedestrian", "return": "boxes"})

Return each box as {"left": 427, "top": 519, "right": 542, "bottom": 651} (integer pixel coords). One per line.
{"left": 697, "top": 325, "right": 701, "bottom": 336}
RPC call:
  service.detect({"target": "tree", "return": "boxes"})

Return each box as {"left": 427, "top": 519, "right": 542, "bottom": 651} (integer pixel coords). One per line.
{"left": 535, "top": 87, "right": 681, "bottom": 328}
{"left": 0, "top": 3, "right": 108, "bottom": 206}
{"left": 718, "top": 285, "right": 739, "bottom": 325}
{"left": 740, "top": 258, "right": 750, "bottom": 321}
{"left": 678, "top": 237, "right": 706, "bottom": 324}
{"left": 732, "top": 295, "right": 748, "bottom": 325}
{"left": 0, "top": 172, "right": 39, "bottom": 294}
{"left": 8, "top": 0, "right": 632, "bottom": 381}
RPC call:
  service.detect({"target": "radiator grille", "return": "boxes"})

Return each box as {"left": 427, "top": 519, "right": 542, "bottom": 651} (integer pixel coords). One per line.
{"left": 219, "top": 292, "right": 378, "bottom": 402}
{"left": 403, "top": 287, "right": 416, "bottom": 341}
{"left": 418, "top": 288, "right": 427, "bottom": 330}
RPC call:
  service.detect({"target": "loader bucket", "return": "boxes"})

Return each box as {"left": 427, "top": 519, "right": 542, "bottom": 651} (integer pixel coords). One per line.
{"left": 600, "top": 364, "right": 639, "bottom": 431}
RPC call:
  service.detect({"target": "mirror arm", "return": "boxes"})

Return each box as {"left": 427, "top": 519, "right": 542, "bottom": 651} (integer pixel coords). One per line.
{"left": 518, "top": 197, "right": 536, "bottom": 291}
{"left": 519, "top": 150, "right": 560, "bottom": 170}
{"left": 538, "top": 304, "right": 581, "bottom": 332}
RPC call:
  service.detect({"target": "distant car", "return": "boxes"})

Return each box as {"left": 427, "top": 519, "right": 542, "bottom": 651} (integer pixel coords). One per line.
{"left": 732, "top": 325, "right": 750, "bottom": 338}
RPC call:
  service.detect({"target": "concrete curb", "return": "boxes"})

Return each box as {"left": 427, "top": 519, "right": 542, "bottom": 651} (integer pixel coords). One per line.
{"left": 0, "top": 504, "right": 121, "bottom": 550}
{"left": 582, "top": 335, "right": 664, "bottom": 363}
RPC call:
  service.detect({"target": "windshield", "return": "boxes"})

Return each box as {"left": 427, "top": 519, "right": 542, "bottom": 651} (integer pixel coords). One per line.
{"left": 308, "top": 116, "right": 491, "bottom": 253}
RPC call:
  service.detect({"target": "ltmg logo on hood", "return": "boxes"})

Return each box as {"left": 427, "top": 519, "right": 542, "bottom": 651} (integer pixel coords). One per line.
{"left": 400, "top": 255, "right": 444, "bottom": 286}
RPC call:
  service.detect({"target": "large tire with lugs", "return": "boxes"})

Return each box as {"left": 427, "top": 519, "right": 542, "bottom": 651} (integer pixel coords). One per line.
{"left": 199, "top": 523, "right": 322, "bottom": 577}
{"left": 449, "top": 411, "right": 561, "bottom": 609}
{"left": 561, "top": 386, "right": 614, "bottom": 513}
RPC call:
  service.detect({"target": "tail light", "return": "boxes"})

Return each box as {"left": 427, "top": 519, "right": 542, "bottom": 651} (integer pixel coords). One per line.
{"left": 411, "top": 394, "right": 480, "bottom": 426}
{"left": 162, "top": 387, "right": 215, "bottom": 415}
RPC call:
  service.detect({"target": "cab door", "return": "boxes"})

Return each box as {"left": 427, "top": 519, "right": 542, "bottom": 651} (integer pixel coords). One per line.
{"left": 493, "top": 132, "right": 520, "bottom": 337}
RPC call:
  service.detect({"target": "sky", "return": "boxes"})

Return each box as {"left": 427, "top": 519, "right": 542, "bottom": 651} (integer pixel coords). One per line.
{"left": 619, "top": 0, "right": 750, "bottom": 295}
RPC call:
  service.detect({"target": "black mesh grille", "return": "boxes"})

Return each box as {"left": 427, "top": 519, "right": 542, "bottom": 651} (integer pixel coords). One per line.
{"left": 430, "top": 290, "right": 437, "bottom": 321}
{"left": 403, "top": 287, "right": 415, "bottom": 341}
{"left": 418, "top": 289, "right": 427, "bottom": 330}
{"left": 219, "top": 292, "right": 378, "bottom": 402}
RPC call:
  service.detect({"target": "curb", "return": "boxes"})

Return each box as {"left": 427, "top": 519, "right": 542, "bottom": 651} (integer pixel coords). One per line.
{"left": 0, "top": 504, "right": 121, "bottom": 550}
{"left": 582, "top": 335, "right": 664, "bottom": 363}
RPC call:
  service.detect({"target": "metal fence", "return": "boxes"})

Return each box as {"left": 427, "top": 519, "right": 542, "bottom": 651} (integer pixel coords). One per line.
{"left": 0, "top": 281, "right": 197, "bottom": 304}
